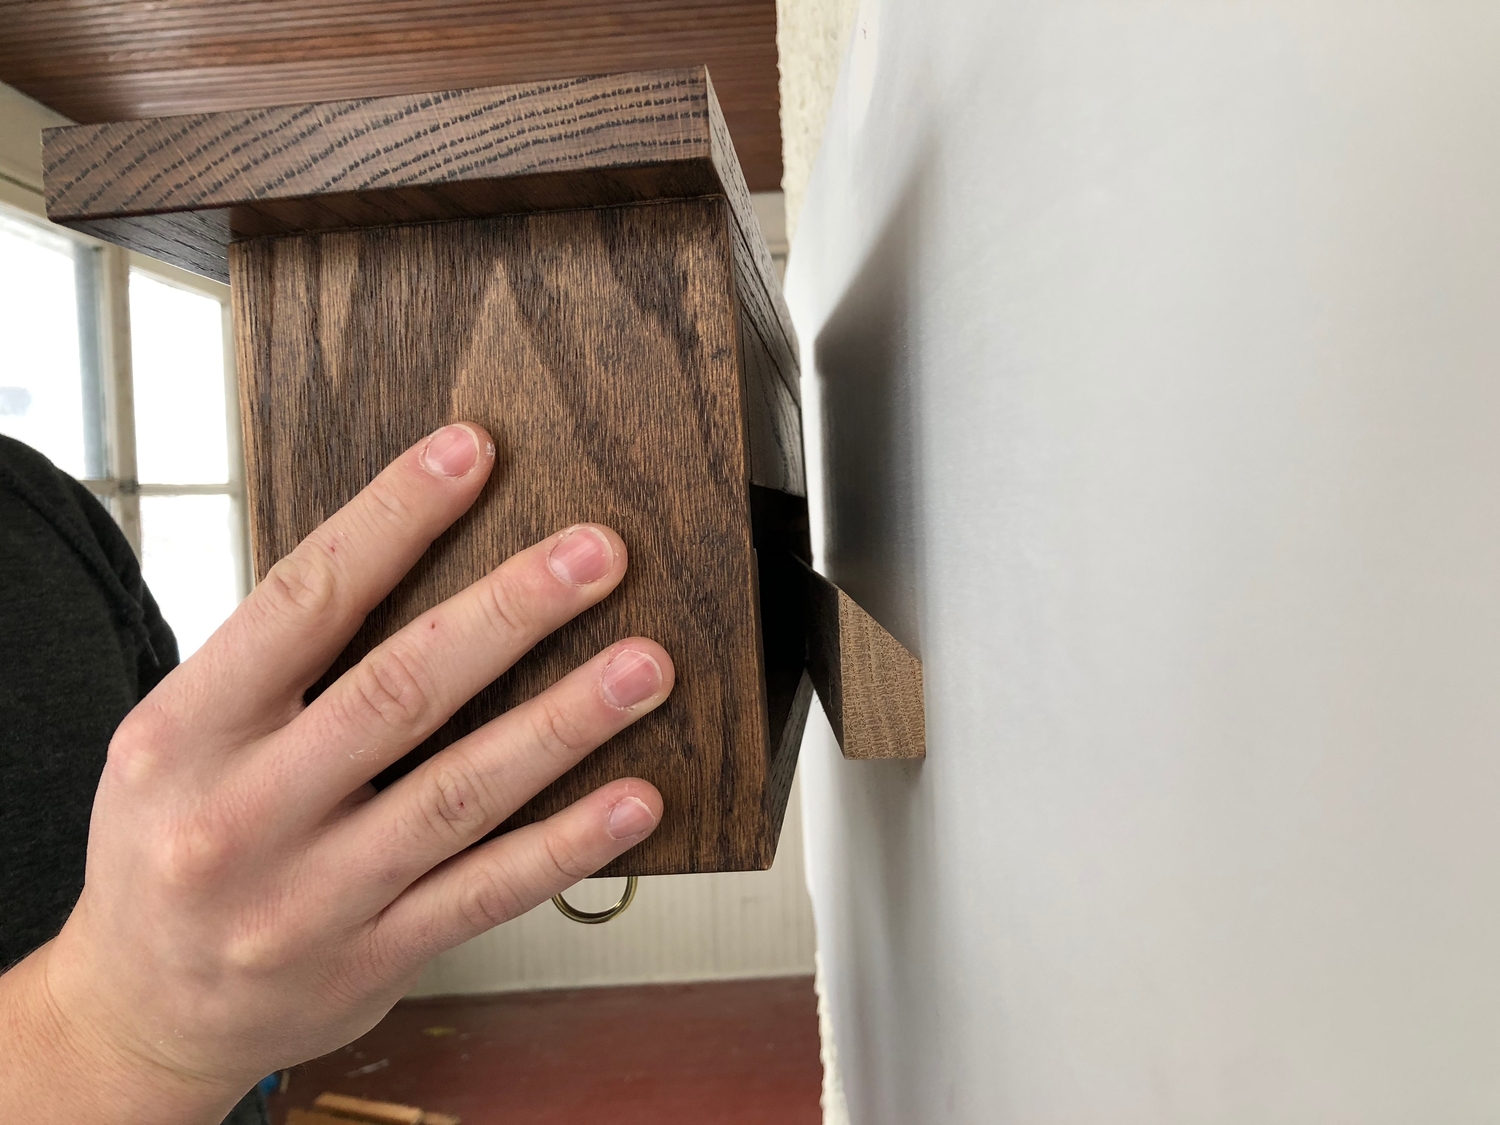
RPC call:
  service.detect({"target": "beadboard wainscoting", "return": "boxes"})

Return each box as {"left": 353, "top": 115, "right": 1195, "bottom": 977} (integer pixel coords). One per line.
{"left": 410, "top": 769, "right": 816, "bottom": 995}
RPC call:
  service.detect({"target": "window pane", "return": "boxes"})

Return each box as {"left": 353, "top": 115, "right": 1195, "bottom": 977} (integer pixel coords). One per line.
{"left": 131, "top": 271, "right": 228, "bottom": 484}
{"left": 0, "top": 209, "right": 90, "bottom": 477}
{"left": 140, "top": 494, "right": 240, "bottom": 658}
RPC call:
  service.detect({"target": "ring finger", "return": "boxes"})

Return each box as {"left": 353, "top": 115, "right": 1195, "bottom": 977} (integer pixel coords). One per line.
{"left": 319, "top": 637, "right": 674, "bottom": 911}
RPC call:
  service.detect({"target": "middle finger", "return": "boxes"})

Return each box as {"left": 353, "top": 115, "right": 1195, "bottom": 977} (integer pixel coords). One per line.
{"left": 277, "top": 522, "right": 628, "bottom": 808}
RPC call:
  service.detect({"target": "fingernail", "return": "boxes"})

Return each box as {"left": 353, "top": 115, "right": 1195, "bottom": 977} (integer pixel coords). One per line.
{"left": 421, "top": 424, "right": 482, "bottom": 478}
{"left": 549, "top": 526, "right": 614, "bottom": 586}
{"left": 607, "top": 796, "right": 658, "bottom": 840}
{"left": 601, "top": 648, "right": 662, "bottom": 709}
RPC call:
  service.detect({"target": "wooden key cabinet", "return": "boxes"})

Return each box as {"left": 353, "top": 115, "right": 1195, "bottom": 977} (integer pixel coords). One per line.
{"left": 44, "top": 67, "right": 924, "bottom": 878}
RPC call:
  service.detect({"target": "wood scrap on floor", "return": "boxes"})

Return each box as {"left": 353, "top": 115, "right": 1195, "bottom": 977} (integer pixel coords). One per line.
{"left": 286, "top": 1091, "right": 459, "bottom": 1125}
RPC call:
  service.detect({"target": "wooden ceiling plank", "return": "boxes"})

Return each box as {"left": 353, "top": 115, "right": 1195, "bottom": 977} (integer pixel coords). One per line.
{"left": 4, "top": 11, "right": 771, "bottom": 52}
{"left": 0, "top": 1, "right": 772, "bottom": 49}
{"left": 0, "top": 0, "right": 783, "bottom": 189}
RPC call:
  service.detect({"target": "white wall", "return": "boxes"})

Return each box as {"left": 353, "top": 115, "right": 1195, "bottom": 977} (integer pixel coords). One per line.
{"left": 788, "top": 3, "right": 1500, "bottom": 1122}
{"left": 0, "top": 81, "right": 68, "bottom": 213}
{"left": 777, "top": 0, "right": 859, "bottom": 241}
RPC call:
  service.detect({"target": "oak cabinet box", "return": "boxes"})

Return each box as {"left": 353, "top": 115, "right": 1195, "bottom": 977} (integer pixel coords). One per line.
{"left": 44, "top": 67, "right": 923, "bottom": 878}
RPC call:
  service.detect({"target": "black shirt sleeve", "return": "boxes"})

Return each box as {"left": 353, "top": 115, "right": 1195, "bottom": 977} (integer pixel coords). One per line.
{"left": 0, "top": 434, "right": 178, "bottom": 968}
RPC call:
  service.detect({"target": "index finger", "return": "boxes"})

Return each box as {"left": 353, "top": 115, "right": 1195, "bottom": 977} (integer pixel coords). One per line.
{"left": 182, "top": 422, "right": 496, "bottom": 738}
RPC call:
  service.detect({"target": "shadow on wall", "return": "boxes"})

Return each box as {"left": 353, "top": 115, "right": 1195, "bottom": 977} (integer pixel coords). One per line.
{"left": 807, "top": 162, "right": 945, "bottom": 1123}
{"left": 813, "top": 170, "right": 928, "bottom": 656}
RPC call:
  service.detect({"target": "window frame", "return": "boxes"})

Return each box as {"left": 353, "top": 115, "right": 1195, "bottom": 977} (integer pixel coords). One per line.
{"left": 0, "top": 188, "right": 251, "bottom": 602}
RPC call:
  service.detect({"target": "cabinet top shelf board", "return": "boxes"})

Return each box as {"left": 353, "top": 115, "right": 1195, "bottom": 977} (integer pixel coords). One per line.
{"left": 39, "top": 65, "right": 791, "bottom": 356}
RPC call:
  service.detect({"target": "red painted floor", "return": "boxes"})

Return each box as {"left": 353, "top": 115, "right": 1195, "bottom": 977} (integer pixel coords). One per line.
{"left": 269, "top": 976, "right": 823, "bottom": 1125}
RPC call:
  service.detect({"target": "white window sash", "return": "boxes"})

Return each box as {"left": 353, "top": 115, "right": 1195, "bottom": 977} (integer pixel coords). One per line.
{"left": 1, "top": 183, "right": 250, "bottom": 599}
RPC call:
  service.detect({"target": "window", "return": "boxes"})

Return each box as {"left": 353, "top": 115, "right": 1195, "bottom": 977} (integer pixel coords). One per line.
{"left": 130, "top": 270, "right": 247, "bottom": 656}
{"left": 0, "top": 199, "right": 248, "bottom": 658}
{"left": 0, "top": 208, "right": 100, "bottom": 479}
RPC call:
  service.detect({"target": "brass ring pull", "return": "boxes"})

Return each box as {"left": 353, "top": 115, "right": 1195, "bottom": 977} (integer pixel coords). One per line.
{"left": 552, "top": 876, "right": 638, "bottom": 924}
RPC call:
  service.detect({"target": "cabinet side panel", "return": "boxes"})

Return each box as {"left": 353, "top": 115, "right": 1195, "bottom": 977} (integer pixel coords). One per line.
{"left": 740, "top": 294, "right": 806, "bottom": 496}
{"left": 230, "top": 201, "right": 769, "bottom": 874}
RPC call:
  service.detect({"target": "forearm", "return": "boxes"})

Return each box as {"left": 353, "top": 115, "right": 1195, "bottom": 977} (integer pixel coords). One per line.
{"left": 0, "top": 942, "right": 235, "bottom": 1125}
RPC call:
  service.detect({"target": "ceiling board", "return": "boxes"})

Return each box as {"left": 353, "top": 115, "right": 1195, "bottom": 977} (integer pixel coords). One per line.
{"left": 0, "top": 0, "right": 783, "bottom": 190}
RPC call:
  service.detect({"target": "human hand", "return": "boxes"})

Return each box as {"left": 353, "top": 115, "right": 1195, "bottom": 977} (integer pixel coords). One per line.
{"left": 0, "top": 423, "right": 672, "bottom": 1123}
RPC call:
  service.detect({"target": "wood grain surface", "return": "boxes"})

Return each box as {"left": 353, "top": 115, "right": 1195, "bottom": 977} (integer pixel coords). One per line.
{"left": 41, "top": 65, "right": 788, "bottom": 337}
{"left": 0, "top": 0, "right": 782, "bottom": 190}
{"left": 803, "top": 562, "right": 926, "bottom": 761}
{"left": 232, "top": 199, "right": 800, "bottom": 874}
{"left": 44, "top": 69, "right": 712, "bottom": 221}
{"left": 42, "top": 68, "right": 801, "bottom": 463}
{"left": 706, "top": 75, "right": 801, "bottom": 488}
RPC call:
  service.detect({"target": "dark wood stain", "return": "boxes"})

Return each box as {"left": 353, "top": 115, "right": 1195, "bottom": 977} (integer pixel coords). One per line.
{"left": 801, "top": 559, "right": 926, "bottom": 761}
{"left": 42, "top": 68, "right": 798, "bottom": 389}
{"left": 233, "top": 200, "right": 804, "bottom": 875}
{"left": 2, "top": 0, "right": 783, "bottom": 191}
{"left": 41, "top": 70, "right": 800, "bottom": 424}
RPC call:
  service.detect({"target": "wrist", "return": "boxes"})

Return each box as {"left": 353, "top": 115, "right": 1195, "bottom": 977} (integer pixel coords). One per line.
{"left": 0, "top": 940, "right": 239, "bottom": 1125}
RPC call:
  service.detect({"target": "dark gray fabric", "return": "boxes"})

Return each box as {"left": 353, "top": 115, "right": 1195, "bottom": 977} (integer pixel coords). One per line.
{"left": 0, "top": 433, "right": 177, "bottom": 969}
{"left": 222, "top": 1087, "right": 271, "bottom": 1125}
